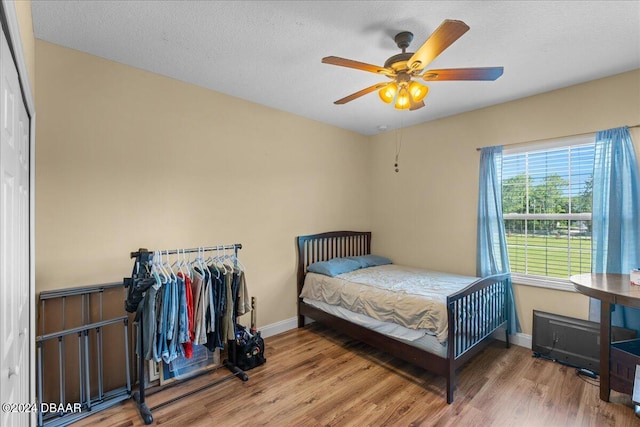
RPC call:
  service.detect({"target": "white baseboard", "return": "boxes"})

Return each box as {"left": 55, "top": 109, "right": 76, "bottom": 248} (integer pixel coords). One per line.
{"left": 492, "top": 327, "right": 532, "bottom": 349}
{"left": 259, "top": 317, "right": 299, "bottom": 338}
{"left": 260, "top": 317, "right": 533, "bottom": 351}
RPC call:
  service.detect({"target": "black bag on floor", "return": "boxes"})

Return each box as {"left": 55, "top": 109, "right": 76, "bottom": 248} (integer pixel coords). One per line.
{"left": 234, "top": 325, "right": 266, "bottom": 371}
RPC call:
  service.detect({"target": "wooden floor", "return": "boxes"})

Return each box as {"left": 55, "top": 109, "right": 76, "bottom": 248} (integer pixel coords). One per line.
{"left": 75, "top": 324, "right": 639, "bottom": 426}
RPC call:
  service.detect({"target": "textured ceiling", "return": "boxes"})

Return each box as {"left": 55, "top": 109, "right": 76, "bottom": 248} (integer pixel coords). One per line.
{"left": 31, "top": 1, "right": 640, "bottom": 135}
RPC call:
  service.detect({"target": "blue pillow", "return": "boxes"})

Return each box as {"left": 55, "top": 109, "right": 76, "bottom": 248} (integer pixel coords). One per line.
{"left": 307, "top": 258, "right": 362, "bottom": 277}
{"left": 345, "top": 254, "right": 393, "bottom": 268}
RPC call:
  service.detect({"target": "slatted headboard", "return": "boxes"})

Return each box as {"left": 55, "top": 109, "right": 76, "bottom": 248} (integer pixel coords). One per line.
{"left": 296, "top": 231, "right": 372, "bottom": 298}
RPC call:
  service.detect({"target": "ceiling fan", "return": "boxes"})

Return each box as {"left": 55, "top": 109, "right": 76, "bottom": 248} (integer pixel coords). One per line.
{"left": 322, "top": 19, "right": 503, "bottom": 110}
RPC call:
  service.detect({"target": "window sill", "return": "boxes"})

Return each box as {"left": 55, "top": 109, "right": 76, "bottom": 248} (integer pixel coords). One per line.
{"left": 510, "top": 273, "right": 577, "bottom": 292}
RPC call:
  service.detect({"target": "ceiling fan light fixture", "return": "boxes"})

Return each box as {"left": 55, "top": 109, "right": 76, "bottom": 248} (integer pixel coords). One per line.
{"left": 394, "top": 87, "right": 410, "bottom": 110}
{"left": 408, "top": 81, "right": 428, "bottom": 102}
{"left": 378, "top": 82, "right": 398, "bottom": 104}
{"left": 322, "top": 20, "right": 502, "bottom": 111}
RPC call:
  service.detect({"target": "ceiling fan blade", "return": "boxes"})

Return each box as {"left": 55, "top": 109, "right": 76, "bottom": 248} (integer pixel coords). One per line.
{"left": 334, "top": 82, "right": 389, "bottom": 104}
{"left": 409, "top": 98, "right": 425, "bottom": 111}
{"left": 322, "top": 56, "right": 394, "bottom": 76}
{"left": 422, "top": 67, "right": 504, "bottom": 81}
{"left": 407, "top": 20, "right": 470, "bottom": 72}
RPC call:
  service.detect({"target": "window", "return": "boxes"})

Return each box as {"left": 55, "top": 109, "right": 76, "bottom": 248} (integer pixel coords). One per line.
{"left": 502, "top": 136, "right": 594, "bottom": 289}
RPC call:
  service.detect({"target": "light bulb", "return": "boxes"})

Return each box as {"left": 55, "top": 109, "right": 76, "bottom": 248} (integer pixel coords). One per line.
{"left": 378, "top": 83, "right": 397, "bottom": 104}
{"left": 394, "top": 88, "right": 410, "bottom": 110}
{"left": 408, "top": 81, "right": 428, "bottom": 102}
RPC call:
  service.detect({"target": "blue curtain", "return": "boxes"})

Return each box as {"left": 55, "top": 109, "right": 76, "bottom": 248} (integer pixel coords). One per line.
{"left": 477, "top": 146, "right": 521, "bottom": 334}
{"left": 589, "top": 126, "right": 640, "bottom": 331}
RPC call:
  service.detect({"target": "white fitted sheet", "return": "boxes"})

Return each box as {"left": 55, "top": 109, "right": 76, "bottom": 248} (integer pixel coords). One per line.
{"left": 303, "top": 298, "right": 448, "bottom": 358}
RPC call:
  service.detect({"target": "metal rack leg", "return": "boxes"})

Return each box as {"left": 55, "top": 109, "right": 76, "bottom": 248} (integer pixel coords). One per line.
{"left": 223, "top": 340, "right": 248, "bottom": 382}
{"left": 133, "top": 314, "right": 153, "bottom": 425}
{"left": 133, "top": 391, "right": 153, "bottom": 425}
{"left": 223, "top": 360, "right": 248, "bottom": 381}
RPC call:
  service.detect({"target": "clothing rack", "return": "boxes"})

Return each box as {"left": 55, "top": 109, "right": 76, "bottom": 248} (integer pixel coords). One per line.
{"left": 127, "top": 244, "right": 248, "bottom": 425}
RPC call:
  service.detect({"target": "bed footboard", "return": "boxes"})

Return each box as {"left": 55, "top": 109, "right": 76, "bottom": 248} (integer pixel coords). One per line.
{"left": 447, "top": 273, "right": 511, "bottom": 361}
{"left": 443, "top": 272, "right": 510, "bottom": 403}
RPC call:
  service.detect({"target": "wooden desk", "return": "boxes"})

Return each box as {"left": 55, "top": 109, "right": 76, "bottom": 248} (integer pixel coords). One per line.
{"left": 571, "top": 273, "right": 639, "bottom": 401}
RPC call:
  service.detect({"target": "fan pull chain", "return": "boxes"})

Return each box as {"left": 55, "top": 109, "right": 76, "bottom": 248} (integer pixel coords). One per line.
{"left": 394, "top": 124, "right": 403, "bottom": 173}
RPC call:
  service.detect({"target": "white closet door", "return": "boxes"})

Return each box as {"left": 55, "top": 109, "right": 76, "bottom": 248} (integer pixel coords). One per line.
{"left": 1, "top": 25, "right": 30, "bottom": 427}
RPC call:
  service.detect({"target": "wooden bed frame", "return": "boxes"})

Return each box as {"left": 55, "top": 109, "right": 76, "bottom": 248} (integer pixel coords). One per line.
{"left": 296, "top": 231, "right": 511, "bottom": 403}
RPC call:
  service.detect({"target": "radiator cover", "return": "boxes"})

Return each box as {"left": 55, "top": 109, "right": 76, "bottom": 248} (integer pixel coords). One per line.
{"left": 532, "top": 310, "right": 637, "bottom": 374}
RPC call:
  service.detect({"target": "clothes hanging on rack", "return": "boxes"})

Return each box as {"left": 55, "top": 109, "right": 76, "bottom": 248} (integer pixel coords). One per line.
{"left": 178, "top": 272, "right": 194, "bottom": 359}
{"left": 136, "top": 250, "right": 249, "bottom": 364}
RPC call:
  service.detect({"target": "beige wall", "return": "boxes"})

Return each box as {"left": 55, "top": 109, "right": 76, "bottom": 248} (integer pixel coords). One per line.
{"left": 35, "top": 40, "right": 371, "bottom": 326}
{"left": 35, "top": 36, "right": 639, "bottom": 334}
{"left": 370, "top": 69, "right": 640, "bottom": 335}
{"left": 13, "top": 0, "right": 36, "bottom": 96}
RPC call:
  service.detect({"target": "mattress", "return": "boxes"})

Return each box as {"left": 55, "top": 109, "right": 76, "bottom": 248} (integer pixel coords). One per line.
{"left": 299, "top": 264, "right": 478, "bottom": 344}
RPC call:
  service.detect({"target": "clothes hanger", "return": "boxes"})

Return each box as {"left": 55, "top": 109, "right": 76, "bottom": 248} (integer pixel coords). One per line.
{"left": 171, "top": 248, "right": 182, "bottom": 276}
{"left": 160, "top": 250, "right": 171, "bottom": 284}
{"left": 153, "top": 250, "right": 168, "bottom": 285}
{"left": 224, "top": 246, "right": 237, "bottom": 271}
{"left": 179, "top": 248, "right": 189, "bottom": 279}
{"left": 149, "top": 250, "right": 162, "bottom": 289}
{"left": 195, "top": 247, "right": 207, "bottom": 277}
{"left": 191, "top": 247, "right": 202, "bottom": 273}
{"left": 207, "top": 246, "right": 221, "bottom": 279}
{"left": 213, "top": 245, "right": 227, "bottom": 274}
{"left": 185, "top": 248, "right": 193, "bottom": 280}
{"left": 203, "top": 247, "right": 221, "bottom": 279}
{"left": 174, "top": 248, "right": 186, "bottom": 279}
{"left": 232, "top": 249, "right": 246, "bottom": 272}
{"left": 221, "top": 245, "right": 233, "bottom": 273}
{"left": 164, "top": 249, "right": 177, "bottom": 282}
